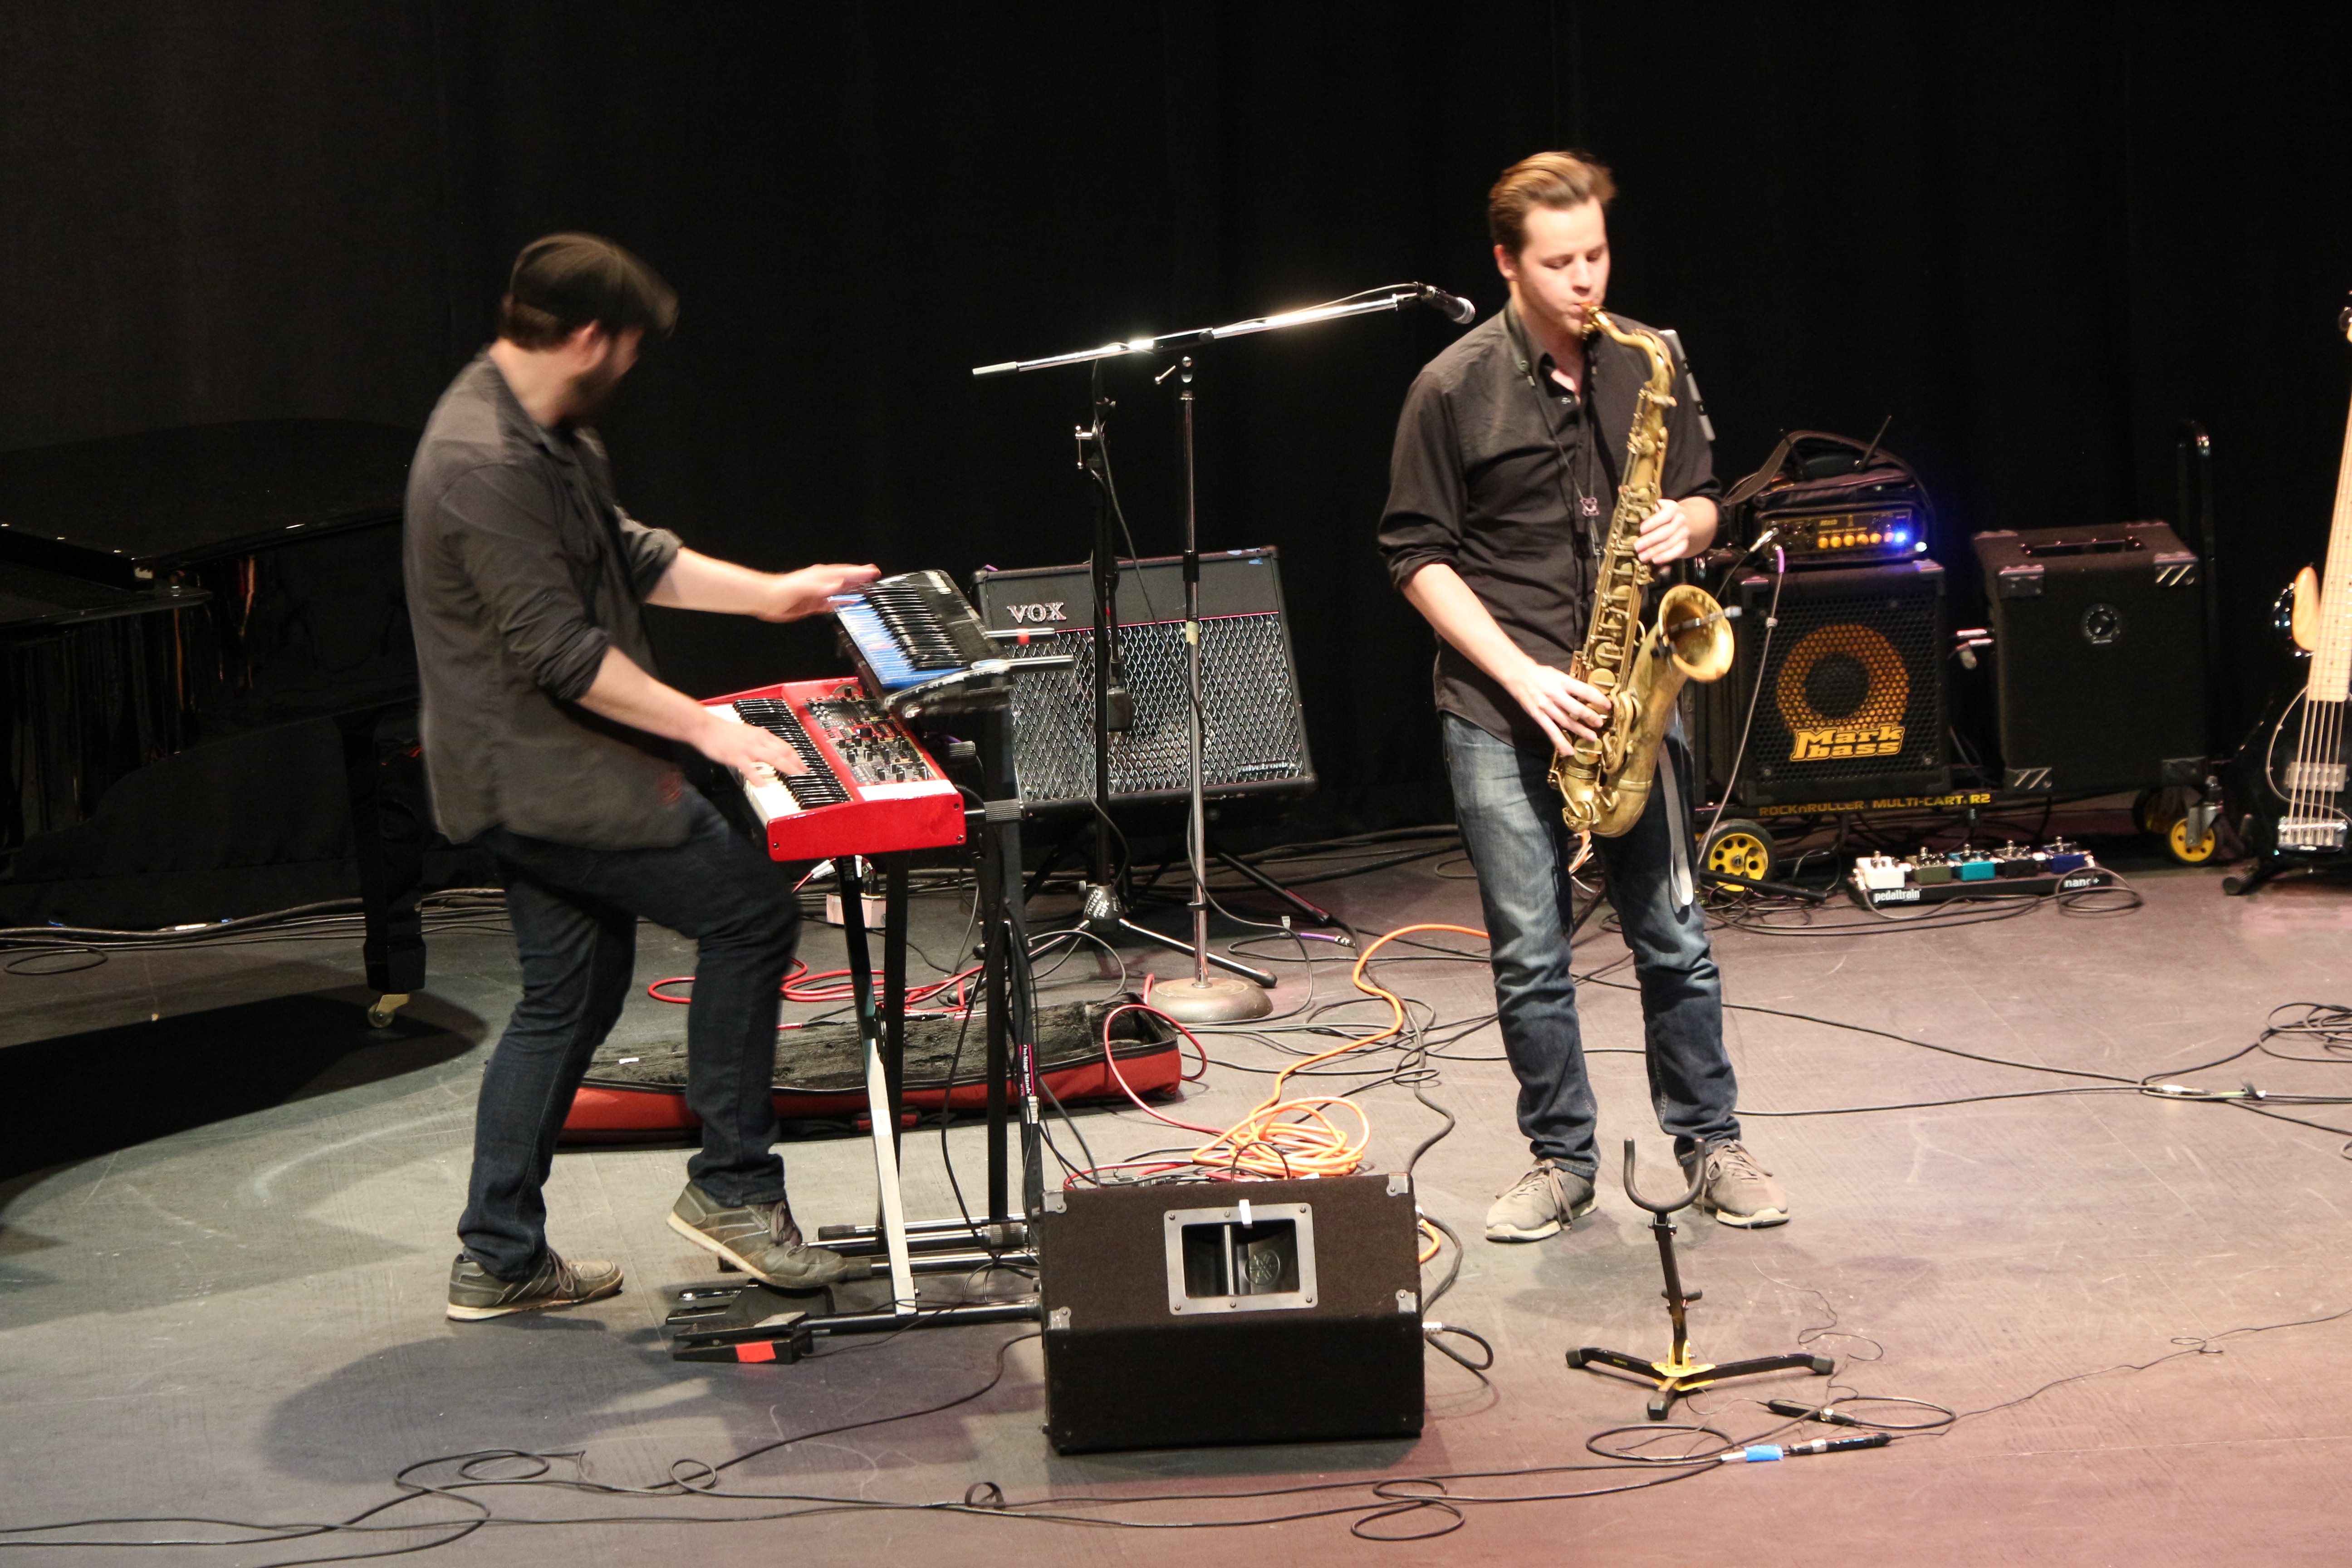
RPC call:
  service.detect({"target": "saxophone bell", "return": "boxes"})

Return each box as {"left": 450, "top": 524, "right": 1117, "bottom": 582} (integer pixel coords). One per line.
{"left": 1656, "top": 583, "right": 1735, "bottom": 682}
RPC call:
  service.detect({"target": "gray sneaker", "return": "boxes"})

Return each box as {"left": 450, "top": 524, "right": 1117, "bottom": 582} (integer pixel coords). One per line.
{"left": 1483, "top": 1161, "right": 1598, "bottom": 1242}
{"left": 668, "top": 1182, "right": 859, "bottom": 1289}
{"left": 1681, "top": 1140, "right": 1790, "bottom": 1228}
{"left": 446, "top": 1250, "right": 623, "bottom": 1322}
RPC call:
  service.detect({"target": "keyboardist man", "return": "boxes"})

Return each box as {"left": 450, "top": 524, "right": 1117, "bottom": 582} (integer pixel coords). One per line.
{"left": 405, "top": 234, "right": 880, "bottom": 1320}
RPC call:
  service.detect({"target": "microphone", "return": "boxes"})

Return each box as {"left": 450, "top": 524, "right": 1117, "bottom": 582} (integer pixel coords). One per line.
{"left": 1416, "top": 284, "right": 1475, "bottom": 324}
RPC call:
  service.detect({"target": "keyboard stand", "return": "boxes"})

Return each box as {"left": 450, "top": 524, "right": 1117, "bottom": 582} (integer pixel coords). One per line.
{"left": 786, "top": 704, "right": 1044, "bottom": 1341}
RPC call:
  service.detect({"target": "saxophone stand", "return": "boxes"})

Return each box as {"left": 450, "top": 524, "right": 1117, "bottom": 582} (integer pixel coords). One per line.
{"left": 1566, "top": 1140, "right": 1833, "bottom": 1421}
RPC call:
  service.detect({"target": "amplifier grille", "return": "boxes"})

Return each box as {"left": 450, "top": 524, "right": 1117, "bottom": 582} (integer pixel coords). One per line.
{"left": 1006, "top": 613, "right": 1311, "bottom": 808}
{"left": 1735, "top": 563, "right": 1949, "bottom": 804}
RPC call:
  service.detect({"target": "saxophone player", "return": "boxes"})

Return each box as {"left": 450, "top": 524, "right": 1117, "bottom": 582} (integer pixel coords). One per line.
{"left": 1378, "top": 151, "right": 1788, "bottom": 1240}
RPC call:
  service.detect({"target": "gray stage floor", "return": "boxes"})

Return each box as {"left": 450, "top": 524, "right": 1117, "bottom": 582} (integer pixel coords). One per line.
{"left": 6, "top": 828, "right": 2352, "bottom": 1566}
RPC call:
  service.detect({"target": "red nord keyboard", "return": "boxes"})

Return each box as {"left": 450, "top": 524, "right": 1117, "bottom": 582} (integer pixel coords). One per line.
{"left": 702, "top": 678, "right": 965, "bottom": 862}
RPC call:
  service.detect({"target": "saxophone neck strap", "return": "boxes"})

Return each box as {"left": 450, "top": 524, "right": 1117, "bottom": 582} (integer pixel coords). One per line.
{"left": 1723, "top": 431, "right": 1802, "bottom": 513}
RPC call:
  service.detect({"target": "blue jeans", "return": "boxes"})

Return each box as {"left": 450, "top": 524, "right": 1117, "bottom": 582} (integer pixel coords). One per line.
{"left": 1441, "top": 712, "right": 1738, "bottom": 1176}
{"left": 458, "top": 793, "right": 801, "bottom": 1279}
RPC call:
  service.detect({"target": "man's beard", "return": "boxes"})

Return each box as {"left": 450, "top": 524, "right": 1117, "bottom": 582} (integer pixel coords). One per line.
{"left": 563, "top": 358, "right": 628, "bottom": 425}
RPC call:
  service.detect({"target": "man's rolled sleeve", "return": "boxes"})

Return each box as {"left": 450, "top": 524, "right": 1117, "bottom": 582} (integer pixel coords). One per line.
{"left": 616, "top": 510, "right": 683, "bottom": 598}
{"left": 1377, "top": 373, "right": 1469, "bottom": 593}
{"left": 441, "top": 464, "right": 613, "bottom": 701}
{"left": 1659, "top": 375, "right": 1723, "bottom": 509}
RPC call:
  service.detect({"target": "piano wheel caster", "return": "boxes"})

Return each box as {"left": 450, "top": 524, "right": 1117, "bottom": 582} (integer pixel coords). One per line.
{"left": 367, "top": 993, "right": 411, "bottom": 1029}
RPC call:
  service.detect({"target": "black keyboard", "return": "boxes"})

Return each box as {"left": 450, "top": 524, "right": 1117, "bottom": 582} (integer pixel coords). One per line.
{"left": 831, "top": 569, "right": 1012, "bottom": 717}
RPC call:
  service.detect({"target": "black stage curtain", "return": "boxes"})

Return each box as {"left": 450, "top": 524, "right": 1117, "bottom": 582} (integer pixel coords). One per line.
{"left": 3, "top": 1, "right": 2347, "bottom": 839}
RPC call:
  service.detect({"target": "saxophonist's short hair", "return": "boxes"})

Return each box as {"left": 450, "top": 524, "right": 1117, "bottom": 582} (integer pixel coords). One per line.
{"left": 1488, "top": 151, "right": 1617, "bottom": 255}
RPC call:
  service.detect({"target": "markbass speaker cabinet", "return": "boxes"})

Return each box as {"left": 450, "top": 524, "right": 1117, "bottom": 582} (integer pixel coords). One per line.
{"left": 970, "top": 549, "right": 1314, "bottom": 813}
{"left": 1036, "top": 1172, "right": 1423, "bottom": 1454}
{"left": 1973, "top": 522, "right": 2207, "bottom": 794}
{"left": 1708, "top": 558, "right": 1951, "bottom": 808}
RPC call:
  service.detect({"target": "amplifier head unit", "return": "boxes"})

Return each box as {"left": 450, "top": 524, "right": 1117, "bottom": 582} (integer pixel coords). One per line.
{"left": 1759, "top": 507, "right": 1930, "bottom": 566}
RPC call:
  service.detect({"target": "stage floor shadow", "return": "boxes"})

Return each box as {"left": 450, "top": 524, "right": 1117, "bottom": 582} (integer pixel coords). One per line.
{"left": 0, "top": 992, "right": 475, "bottom": 1184}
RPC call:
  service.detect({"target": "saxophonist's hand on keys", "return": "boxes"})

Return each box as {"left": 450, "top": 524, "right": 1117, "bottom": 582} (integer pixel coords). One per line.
{"left": 1504, "top": 664, "right": 1612, "bottom": 753}
{"left": 1633, "top": 496, "right": 1718, "bottom": 564}
{"left": 1633, "top": 499, "right": 1694, "bottom": 564}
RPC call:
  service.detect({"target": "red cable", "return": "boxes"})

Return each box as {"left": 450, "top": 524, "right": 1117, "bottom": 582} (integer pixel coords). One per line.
{"left": 646, "top": 957, "right": 979, "bottom": 1012}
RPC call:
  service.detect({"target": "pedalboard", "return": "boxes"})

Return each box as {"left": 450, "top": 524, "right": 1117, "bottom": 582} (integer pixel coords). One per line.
{"left": 1847, "top": 841, "right": 2111, "bottom": 909}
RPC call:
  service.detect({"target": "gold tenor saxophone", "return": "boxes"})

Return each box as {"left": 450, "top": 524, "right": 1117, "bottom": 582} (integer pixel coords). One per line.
{"left": 1546, "top": 308, "right": 1735, "bottom": 840}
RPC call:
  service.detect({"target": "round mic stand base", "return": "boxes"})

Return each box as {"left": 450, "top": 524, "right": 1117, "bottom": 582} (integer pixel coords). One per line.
{"left": 1148, "top": 975, "right": 1273, "bottom": 1024}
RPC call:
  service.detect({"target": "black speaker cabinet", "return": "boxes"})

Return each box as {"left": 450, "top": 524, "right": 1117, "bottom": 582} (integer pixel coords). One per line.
{"left": 1973, "top": 522, "right": 2207, "bottom": 793}
{"left": 970, "top": 549, "right": 1314, "bottom": 812}
{"left": 1036, "top": 1172, "right": 1423, "bottom": 1454}
{"left": 1709, "top": 558, "right": 1951, "bottom": 808}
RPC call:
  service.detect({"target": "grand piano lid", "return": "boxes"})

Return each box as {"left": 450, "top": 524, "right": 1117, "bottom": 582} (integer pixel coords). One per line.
{"left": 0, "top": 419, "right": 417, "bottom": 589}
{"left": 0, "top": 561, "right": 209, "bottom": 631}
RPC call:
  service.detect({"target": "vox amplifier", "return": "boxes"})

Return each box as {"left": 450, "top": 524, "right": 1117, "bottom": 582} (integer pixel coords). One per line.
{"left": 970, "top": 549, "right": 1314, "bottom": 812}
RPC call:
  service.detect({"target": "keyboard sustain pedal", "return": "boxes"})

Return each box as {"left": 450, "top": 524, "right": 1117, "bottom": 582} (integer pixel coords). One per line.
{"left": 665, "top": 1280, "right": 824, "bottom": 1364}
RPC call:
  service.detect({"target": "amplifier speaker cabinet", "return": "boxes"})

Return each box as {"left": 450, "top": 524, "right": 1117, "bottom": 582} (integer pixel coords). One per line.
{"left": 1035, "top": 1172, "right": 1423, "bottom": 1454}
{"left": 1702, "top": 558, "right": 1952, "bottom": 808}
{"left": 970, "top": 549, "right": 1314, "bottom": 813}
{"left": 1972, "top": 522, "right": 2206, "bottom": 793}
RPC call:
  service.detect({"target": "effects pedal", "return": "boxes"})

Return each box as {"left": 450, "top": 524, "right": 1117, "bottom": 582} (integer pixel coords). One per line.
{"left": 1847, "top": 839, "right": 2108, "bottom": 909}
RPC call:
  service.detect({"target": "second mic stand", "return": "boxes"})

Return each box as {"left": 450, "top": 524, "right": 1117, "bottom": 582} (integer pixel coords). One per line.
{"left": 1068, "top": 359, "right": 1274, "bottom": 994}
{"left": 1148, "top": 353, "right": 1273, "bottom": 1022}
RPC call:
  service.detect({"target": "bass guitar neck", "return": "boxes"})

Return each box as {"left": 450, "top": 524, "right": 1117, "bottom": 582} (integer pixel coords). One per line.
{"left": 2226, "top": 305, "right": 2352, "bottom": 889}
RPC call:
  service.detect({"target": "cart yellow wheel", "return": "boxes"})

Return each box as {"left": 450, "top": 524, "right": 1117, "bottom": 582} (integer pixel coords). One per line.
{"left": 1701, "top": 820, "right": 1777, "bottom": 887}
{"left": 2167, "top": 816, "right": 2219, "bottom": 865}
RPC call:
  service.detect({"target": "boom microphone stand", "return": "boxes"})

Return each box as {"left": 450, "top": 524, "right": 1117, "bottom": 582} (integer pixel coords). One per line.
{"left": 975, "top": 283, "right": 1472, "bottom": 1019}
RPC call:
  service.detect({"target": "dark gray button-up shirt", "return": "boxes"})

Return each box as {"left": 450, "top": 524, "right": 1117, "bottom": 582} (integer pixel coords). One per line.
{"left": 1377, "top": 304, "right": 1720, "bottom": 754}
{"left": 404, "top": 353, "right": 691, "bottom": 849}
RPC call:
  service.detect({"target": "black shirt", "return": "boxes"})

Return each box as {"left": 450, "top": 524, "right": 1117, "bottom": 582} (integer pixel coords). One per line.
{"left": 1377, "top": 304, "right": 1722, "bottom": 753}
{"left": 404, "top": 353, "right": 691, "bottom": 849}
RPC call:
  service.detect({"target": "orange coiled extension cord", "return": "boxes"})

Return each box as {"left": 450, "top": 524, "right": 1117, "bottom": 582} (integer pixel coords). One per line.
{"left": 1096, "top": 923, "right": 1490, "bottom": 1262}
{"left": 1187, "top": 922, "right": 1486, "bottom": 1179}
